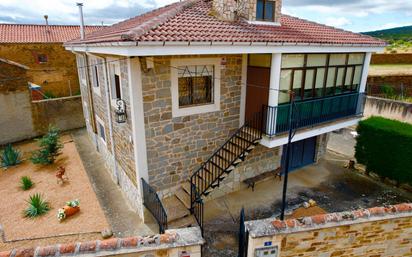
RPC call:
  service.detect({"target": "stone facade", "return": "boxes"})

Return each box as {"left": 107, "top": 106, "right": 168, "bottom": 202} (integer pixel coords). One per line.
{"left": 79, "top": 55, "right": 142, "bottom": 214}
{"left": 212, "top": 0, "right": 282, "bottom": 23}
{"left": 246, "top": 203, "right": 412, "bottom": 257}
{"left": 141, "top": 55, "right": 243, "bottom": 191}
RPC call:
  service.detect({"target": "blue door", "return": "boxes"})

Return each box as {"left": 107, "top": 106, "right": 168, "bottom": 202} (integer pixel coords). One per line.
{"left": 282, "top": 136, "right": 317, "bottom": 173}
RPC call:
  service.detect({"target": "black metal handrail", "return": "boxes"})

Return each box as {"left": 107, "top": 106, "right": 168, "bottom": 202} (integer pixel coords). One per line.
{"left": 141, "top": 178, "right": 168, "bottom": 234}
{"left": 263, "top": 92, "right": 366, "bottom": 136}
{"left": 191, "top": 183, "right": 204, "bottom": 236}
{"left": 190, "top": 111, "right": 263, "bottom": 231}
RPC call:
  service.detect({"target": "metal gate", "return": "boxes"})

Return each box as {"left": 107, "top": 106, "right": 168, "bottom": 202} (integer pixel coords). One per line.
{"left": 238, "top": 208, "right": 249, "bottom": 257}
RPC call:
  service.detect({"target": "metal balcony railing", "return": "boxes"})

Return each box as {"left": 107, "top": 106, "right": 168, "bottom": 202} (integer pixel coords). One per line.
{"left": 263, "top": 92, "right": 366, "bottom": 137}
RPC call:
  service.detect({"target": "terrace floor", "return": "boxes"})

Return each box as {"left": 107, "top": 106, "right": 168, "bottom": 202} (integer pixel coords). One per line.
{"left": 202, "top": 150, "right": 412, "bottom": 257}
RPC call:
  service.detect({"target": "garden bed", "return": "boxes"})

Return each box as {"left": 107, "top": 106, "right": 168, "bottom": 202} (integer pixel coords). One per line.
{"left": 0, "top": 135, "right": 109, "bottom": 247}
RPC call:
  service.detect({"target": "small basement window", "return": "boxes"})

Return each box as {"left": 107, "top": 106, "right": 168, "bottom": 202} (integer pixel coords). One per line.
{"left": 256, "top": 0, "right": 275, "bottom": 22}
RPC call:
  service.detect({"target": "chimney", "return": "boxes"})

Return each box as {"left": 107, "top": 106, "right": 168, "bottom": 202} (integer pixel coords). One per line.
{"left": 44, "top": 15, "right": 50, "bottom": 32}
{"left": 76, "top": 3, "right": 85, "bottom": 40}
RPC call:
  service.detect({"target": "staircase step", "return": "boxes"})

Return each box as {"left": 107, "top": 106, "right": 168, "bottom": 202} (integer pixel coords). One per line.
{"left": 168, "top": 215, "right": 197, "bottom": 229}
{"left": 175, "top": 188, "right": 191, "bottom": 209}
{"left": 162, "top": 196, "right": 190, "bottom": 222}
{"left": 182, "top": 182, "right": 191, "bottom": 194}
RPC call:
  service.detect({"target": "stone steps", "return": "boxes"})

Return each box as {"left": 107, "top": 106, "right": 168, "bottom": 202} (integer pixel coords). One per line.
{"left": 162, "top": 195, "right": 190, "bottom": 223}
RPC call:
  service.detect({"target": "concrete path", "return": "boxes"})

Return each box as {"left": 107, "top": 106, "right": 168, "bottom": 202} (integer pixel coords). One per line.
{"left": 71, "top": 129, "right": 157, "bottom": 238}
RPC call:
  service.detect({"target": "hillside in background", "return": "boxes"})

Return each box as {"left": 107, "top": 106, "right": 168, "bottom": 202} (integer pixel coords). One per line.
{"left": 363, "top": 25, "right": 412, "bottom": 41}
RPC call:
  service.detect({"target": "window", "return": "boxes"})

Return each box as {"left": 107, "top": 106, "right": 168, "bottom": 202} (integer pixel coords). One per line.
{"left": 171, "top": 58, "right": 221, "bottom": 117}
{"left": 178, "top": 65, "right": 214, "bottom": 107}
{"left": 109, "top": 61, "right": 122, "bottom": 103}
{"left": 256, "top": 0, "right": 276, "bottom": 22}
{"left": 37, "top": 54, "right": 48, "bottom": 63}
{"left": 95, "top": 116, "right": 106, "bottom": 144}
{"left": 279, "top": 53, "right": 365, "bottom": 104}
{"left": 92, "top": 65, "right": 99, "bottom": 88}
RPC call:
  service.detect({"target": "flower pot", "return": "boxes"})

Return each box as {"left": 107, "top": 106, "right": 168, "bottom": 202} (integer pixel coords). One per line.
{"left": 63, "top": 206, "right": 80, "bottom": 217}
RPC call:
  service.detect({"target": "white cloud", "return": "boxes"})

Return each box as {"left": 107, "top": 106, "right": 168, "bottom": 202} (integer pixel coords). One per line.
{"left": 325, "top": 17, "right": 351, "bottom": 28}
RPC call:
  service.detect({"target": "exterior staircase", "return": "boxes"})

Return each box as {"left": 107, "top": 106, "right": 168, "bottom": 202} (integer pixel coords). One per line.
{"left": 164, "top": 112, "right": 263, "bottom": 231}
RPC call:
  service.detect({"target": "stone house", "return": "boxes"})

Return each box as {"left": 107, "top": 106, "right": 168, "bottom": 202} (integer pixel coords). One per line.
{"left": 64, "top": 0, "right": 385, "bottom": 233}
{"left": 0, "top": 24, "right": 103, "bottom": 144}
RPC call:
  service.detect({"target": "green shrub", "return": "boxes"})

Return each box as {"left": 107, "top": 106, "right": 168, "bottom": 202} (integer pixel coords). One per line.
{"left": 30, "top": 126, "right": 63, "bottom": 165}
{"left": 43, "top": 91, "right": 56, "bottom": 99}
{"left": 20, "top": 176, "right": 34, "bottom": 191}
{"left": 1, "top": 144, "right": 21, "bottom": 168}
{"left": 23, "top": 193, "right": 50, "bottom": 218}
{"left": 355, "top": 117, "right": 412, "bottom": 184}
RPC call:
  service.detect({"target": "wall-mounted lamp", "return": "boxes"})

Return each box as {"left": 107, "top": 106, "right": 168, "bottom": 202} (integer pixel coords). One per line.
{"left": 115, "top": 99, "right": 127, "bottom": 123}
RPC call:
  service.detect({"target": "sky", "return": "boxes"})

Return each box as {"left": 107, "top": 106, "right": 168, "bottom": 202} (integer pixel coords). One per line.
{"left": 0, "top": 0, "right": 411, "bottom": 32}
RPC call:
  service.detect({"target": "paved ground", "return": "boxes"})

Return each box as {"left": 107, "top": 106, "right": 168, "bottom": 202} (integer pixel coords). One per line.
{"left": 202, "top": 150, "right": 412, "bottom": 257}
{"left": 327, "top": 127, "right": 357, "bottom": 158}
{"left": 71, "top": 129, "right": 157, "bottom": 238}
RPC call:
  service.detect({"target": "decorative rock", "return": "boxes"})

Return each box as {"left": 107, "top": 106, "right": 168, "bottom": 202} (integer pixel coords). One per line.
{"left": 101, "top": 228, "right": 113, "bottom": 239}
{"left": 302, "top": 202, "right": 310, "bottom": 209}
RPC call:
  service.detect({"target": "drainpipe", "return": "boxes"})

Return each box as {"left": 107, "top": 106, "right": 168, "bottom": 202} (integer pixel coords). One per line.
{"left": 102, "top": 58, "right": 120, "bottom": 185}
{"left": 76, "top": 3, "right": 85, "bottom": 40}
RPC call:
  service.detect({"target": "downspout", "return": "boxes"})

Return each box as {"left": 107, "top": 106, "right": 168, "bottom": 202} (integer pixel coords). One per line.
{"left": 102, "top": 58, "right": 120, "bottom": 185}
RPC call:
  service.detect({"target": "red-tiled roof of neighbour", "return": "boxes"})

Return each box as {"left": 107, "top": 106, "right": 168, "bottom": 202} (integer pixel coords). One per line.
{"left": 67, "top": 0, "right": 386, "bottom": 46}
{"left": 0, "top": 24, "right": 104, "bottom": 43}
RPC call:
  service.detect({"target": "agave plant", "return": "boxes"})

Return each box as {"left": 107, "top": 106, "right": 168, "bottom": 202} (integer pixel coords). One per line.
{"left": 23, "top": 193, "right": 50, "bottom": 218}
{"left": 20, "top": 176, "right": 34, "bottom": 191}
{"left": 1, "top": 144, "right": 21, "bottom": 168}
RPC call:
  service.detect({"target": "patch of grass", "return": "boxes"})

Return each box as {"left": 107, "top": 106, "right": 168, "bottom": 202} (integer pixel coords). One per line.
{"left": 43, "top": 91, "right": 56, "bottom": 99}
{"left": 23, "top": 193, "right": 50, "bottom": 218}
{"left": 20, "top": 176, "right": 34, "bottom": 191}
{"left": 1, "top": 144, "right": 21, "bottom": 168}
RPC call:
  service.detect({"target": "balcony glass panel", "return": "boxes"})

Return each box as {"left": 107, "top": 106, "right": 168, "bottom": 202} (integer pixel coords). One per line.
{"left": 329, "top": 54, "right": 346, "bottom": 65}
{"left": 293, "top": 70, "right": 303, "bottom": 100}
{"left": 326, "top": 67, "right": 336, "bottom": 96}
{"left": 307, "top": 54, "right": 327, "bottom": 67}
{"left": 348, "top": 53, "right": 365, "bottom": 65}
{"left": 279, "top": 70, "right": 292, "bottom": 104}
{"left": 282, "top": 54, "right": 305, "bottom": 68}
{"left": 304, "top": 69, "right": 315, "bottom": 98}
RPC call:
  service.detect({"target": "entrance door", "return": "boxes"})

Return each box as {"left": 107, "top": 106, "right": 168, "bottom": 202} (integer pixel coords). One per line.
{"left": 245, "top": 66, "right": 270, "bottom": 121}
{"left": 282, "top": 136, "right": 317, "bottom": 172}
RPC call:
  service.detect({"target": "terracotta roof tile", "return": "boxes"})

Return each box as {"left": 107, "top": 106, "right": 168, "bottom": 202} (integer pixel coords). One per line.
{"left": 0, "top": 24, "right": 104, "bottom": 43}
{"left": 67, "top": 0, "right": 385, "bottom": 46}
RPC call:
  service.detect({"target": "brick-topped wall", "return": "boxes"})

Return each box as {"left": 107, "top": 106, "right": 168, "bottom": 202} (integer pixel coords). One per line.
{"left": 246, "top": 203, "right": 412, "bottom": 257}
{"left": 0, "top": 227, "right": 203, "bottom": 257}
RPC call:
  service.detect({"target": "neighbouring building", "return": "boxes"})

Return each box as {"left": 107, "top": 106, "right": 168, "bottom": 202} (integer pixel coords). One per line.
{"left": 0, "top": 23, "right": 103, "bottom": 143}
{"left": 64, "top": 0, "right": 385, "bottom": 235}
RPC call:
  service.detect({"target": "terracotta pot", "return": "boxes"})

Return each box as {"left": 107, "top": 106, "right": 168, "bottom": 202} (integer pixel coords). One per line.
{"left": 63, "top": 206, "right": 80, "bottom": 217}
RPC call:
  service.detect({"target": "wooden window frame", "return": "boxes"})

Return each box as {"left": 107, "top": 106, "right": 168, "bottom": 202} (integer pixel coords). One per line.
{"left": 280, "top": 53, "right": 365, "bottom": 103}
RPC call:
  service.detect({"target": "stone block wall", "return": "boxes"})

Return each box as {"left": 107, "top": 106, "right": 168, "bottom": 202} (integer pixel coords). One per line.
{"left": 363, "top": 96, "right": 412, "bottom": 124}
{"left": 213, "top": 0, "right": 282, "bottom": 23}
{"left": 207, "top": 145, "right": 281, "bottom": 200}
{"left": 246, "top": 203, "right": 412, "bottom": 257}
{"left": 79, "top": 55, "right": 141, "bottom": 213}
{"left": 141, "top": 55, "right": 243, "bottom": 191}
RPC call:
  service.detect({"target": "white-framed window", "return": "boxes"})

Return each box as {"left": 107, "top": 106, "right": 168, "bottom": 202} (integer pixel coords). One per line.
{"left": 91, "top": 58, "right": 101, "bottom": 96}
{"left": 95, "top": 115, "right": 106, "bottom": 145}
{"left": 107, "top": 58, "right": 123, "bottom": 107}
{"left": 171, "top": 58, "right": 221, "bottom": 117}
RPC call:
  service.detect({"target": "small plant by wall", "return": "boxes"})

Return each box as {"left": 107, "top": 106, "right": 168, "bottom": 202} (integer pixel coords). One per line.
{"left": 23, "top": 193, "right": 50, "bottom": 218}
{"left": 355, "top": 116, "right": 412, "bottom": 185}
{"left": 30, "top": 126, "right": 63, "bottom": 165}
{"left": 1, "top": 144, "right": 21, "bottom": 168}
{"left": 20, "top": 176, "right": 34, "bottom": 191}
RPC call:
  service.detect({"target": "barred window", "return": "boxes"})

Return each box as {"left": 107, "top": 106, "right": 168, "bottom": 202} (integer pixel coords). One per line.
{"left": 178, "top": 65, "right": 214, "bottom": 107}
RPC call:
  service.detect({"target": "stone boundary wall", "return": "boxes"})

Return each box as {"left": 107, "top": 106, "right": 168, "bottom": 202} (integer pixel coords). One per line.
{"left": 0, "top": 94, "right": 85, "bottom": 145}
{"left": 364, "top": 96, "right": 412, "bottom": 124}
{"left": 246, "top": 203, "right": 412, "bottom": 257}
{"left": 371, "top": 53, "right": 412, "bottom": 65}
{"left": 0, "top": 227, "right": 203, "bottom": 257}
